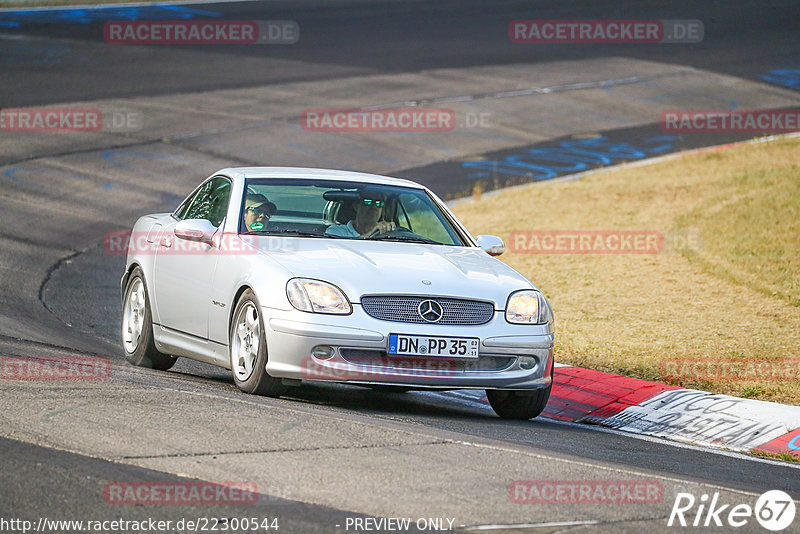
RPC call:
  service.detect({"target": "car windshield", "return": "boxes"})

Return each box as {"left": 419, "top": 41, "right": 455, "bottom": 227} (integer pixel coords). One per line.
{"left": 240, "top": 179, "right": 466, "bottom": 246}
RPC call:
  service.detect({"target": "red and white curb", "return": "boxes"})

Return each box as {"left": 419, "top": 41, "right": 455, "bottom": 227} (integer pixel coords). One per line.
{"left": 545, "top": 363, "right": 800, "bottom": 459}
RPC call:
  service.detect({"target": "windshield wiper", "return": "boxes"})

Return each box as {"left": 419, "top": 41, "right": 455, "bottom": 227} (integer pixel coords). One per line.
{"left": 369, "top": 234, "right": 442, "bottom": 245}
{"left": 243, "top": 229, "right": 340, "bottom": 238}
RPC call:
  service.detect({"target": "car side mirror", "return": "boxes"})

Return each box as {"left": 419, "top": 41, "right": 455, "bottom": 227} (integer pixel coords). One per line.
{"left": 174, "top": 219, "right": 217, "bottom": 245}
{"left": 476, "top": 235, "right": 505, "bottom": 256}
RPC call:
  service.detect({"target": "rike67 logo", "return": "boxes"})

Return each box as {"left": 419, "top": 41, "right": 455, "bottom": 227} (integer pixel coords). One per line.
{"left": 668, "top": 490, "right": 795, "bottom": 531}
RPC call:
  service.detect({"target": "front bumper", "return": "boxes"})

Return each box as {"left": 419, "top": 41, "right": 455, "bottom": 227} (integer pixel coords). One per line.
{"left": 263, "top": 304, "right": 554, "bottom": 390}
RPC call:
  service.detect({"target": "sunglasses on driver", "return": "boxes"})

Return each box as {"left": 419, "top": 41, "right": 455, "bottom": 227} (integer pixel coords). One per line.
{"left": 245, "top": 207, "right": 272, "bottom": 218}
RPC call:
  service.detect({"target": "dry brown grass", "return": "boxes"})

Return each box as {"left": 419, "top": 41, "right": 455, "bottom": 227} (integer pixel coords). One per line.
{"left": 453, "top": 136, "right": 800, "bottom": 404}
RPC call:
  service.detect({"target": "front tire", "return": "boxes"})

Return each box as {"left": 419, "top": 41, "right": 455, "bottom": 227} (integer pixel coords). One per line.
{"left": 121, "top": 267, "right": 177, "bottom": 370}
{"left": 486, "top": 386, "right": 551, "bottom": 420}
{"left": 229, "top": 289, "right": 286, "bottom": 397}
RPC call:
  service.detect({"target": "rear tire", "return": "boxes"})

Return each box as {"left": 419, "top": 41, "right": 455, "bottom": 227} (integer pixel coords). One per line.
{"left": 229, "top": 289, "right": 286, "bottom": 397}
{"left": 121, "top": 267, "right": 178, "bottom": 371}
{"left": 486, "top": 386, "right": 551, "bottom": 420}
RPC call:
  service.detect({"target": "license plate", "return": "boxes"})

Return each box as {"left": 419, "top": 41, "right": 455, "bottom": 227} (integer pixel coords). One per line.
{"left": 387, "top": 334, "right": 479, "bottom": 359}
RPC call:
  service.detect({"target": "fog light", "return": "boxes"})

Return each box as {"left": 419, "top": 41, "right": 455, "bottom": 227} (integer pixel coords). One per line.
{"left": 312, "top": 345, "right": 335, "bottom": 360}
{"left": 519, "top": 356, "right": 537, "bottom": 370}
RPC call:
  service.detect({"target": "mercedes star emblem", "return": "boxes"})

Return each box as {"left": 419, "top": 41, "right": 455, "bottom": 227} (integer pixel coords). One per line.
{"left": 418, "top": 299, "right": 444, "bottom": 322}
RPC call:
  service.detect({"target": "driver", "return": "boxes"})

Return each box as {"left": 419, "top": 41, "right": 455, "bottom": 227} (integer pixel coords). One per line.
{"left": 326, "top": 194, "right": 395, "bottom": 238}
{"left": 243, "top": 194, "right": 277, "bottom": 232}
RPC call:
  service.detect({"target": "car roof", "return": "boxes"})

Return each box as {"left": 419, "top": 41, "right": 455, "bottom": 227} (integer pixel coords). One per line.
{"left": 217, "top": 167, "right": 423, "bottom": 188}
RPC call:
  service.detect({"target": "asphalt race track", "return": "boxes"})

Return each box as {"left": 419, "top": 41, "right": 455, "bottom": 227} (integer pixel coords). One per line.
{"left": 1, "top": 1, "right": 799, "bottom": 532}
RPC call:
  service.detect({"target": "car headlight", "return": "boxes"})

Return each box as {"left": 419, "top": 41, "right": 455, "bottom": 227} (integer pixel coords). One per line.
{"left": 286, "top": 278, "right": 352, "bottom": 314}
{"left": 505, "top": 290, "right": 553, "bottom": 325}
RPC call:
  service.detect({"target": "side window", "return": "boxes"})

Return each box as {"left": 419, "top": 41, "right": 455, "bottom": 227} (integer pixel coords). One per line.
{"left": 173, "top": 192, "right": 195, "bottom": 221}
{"left": 182, "top": 177, "right": 231, "bottom": 227}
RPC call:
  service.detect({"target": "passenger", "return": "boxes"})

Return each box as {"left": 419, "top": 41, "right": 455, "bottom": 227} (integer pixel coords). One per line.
{"left": 243, "top": 194, "right": 276, "bottom": 231}
{"left": 326, "top": 194, "right": 395, "bottom": 238}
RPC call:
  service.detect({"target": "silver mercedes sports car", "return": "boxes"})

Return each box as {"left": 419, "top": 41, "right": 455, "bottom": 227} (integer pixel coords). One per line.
{"left": 120, "top": 167, "right": 555, "bottom": 419}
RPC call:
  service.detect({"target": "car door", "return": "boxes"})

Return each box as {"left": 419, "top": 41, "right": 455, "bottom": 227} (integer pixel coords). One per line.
{"left": 153, "top": 176, "right": 231, "bottom": 340}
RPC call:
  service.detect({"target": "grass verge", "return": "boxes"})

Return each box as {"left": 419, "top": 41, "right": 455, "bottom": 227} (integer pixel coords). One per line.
{"left": 750, "top": 450, "right": 800, "bottom": 464}
{"left": 453, "top": 135, "right": 800, "bottom": 405}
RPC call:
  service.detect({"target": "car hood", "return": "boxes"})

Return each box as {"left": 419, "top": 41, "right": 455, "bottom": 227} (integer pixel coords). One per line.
{"left": 252, "top": 237, "right": 537, "bottom": 306}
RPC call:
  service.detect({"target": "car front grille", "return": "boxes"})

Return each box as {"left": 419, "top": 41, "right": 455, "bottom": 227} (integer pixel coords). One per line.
{"left": 360, "top": 295, "right": 495, "bottom": 325}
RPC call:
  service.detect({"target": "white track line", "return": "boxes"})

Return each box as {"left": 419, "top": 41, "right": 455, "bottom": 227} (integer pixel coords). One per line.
{"left": 461, "top": 520, "right": 600, "bottom": 531}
